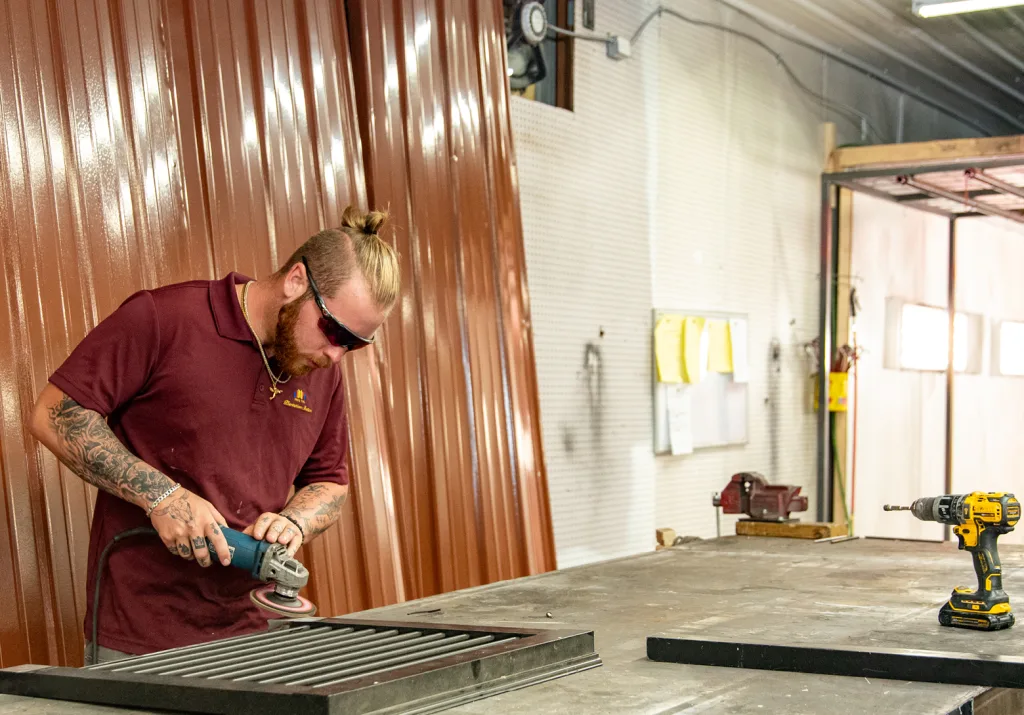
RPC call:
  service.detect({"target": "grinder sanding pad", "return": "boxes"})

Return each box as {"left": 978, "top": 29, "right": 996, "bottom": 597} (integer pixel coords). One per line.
{"left": 250, "top": 585, "right": 317, "bottom": 617}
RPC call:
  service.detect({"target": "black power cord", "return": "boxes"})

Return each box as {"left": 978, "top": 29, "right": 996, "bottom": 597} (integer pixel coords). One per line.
{"left": 90, "top": 527, "right": 157, "bottom": 666}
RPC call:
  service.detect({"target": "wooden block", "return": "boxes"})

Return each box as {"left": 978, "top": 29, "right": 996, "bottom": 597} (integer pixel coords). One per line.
{"left": 735, "top": 520, "right": 848, "bottom": 540}
{"left": 822, "top": 121, "right": 837, "bottom": 172}
{"left": 656, "top": 528, "right": 677, "bottom": 547}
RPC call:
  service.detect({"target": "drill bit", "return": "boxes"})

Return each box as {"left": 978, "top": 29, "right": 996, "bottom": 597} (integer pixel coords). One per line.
{"left": 883, "top": 505, "right": 910, "bottom": 511}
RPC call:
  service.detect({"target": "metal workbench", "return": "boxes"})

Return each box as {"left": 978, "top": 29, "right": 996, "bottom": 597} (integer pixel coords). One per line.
{"left": 2, "top": 536, "right": 1022, "bottom": 714}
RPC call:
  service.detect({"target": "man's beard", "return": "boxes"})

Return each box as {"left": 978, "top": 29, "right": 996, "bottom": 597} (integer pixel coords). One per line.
{"left": 268, "top": 299, "right": 331, "bottom": 377}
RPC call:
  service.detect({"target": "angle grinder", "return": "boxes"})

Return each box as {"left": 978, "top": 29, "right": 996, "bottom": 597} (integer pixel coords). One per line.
{"left": 209, "top": 526, "right": 317, "bottom": 617}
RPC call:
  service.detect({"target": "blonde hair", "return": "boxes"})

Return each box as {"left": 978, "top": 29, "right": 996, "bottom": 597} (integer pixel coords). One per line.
{"left": 277, "top": 206, "right": 401, "bottom": 311}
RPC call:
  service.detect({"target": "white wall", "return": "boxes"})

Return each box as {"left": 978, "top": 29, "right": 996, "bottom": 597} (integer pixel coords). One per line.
{"left": 851, "top": 197, "right": 1024, "bottom": 545}
{"left": 510, "top": 0, "right": 982, "bottom": 568}
{"left": 848, "top": 194, "right": 951, "bottom": 541}
{"left": 953, "top": 218, "right": 1024, "bottom": 543}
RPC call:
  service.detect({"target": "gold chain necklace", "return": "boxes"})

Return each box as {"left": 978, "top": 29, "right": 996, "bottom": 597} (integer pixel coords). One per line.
{"left": 241, "top": 281, "right": 290, "bottom": 399}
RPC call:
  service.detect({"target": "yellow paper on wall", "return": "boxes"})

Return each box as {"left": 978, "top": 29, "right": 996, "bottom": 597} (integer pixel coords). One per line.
{"left": 682, "top": 316, "right": 706, "bottom": 383}
{"left": 654, "top": 315, "right": 685, "bottom": 383}
{"left": 707, "top": 319, "right": 734, "bottom": 373}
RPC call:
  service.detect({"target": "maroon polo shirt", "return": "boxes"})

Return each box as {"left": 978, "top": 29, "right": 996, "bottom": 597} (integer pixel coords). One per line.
{"left": 49, "top": 273, "right": 349, "bottom": 655}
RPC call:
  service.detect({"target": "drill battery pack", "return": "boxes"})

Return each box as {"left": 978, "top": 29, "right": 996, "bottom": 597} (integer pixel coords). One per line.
{"left": 939, "top": 591, "right": 1015, "bottom": 631}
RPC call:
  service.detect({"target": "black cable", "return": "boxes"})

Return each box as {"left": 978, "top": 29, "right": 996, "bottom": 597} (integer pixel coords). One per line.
{"left": 630, "top": 6, "right": 885, "bottom": 143}
{"left": 90, "top": 527, "right": 157, "bottom": 667}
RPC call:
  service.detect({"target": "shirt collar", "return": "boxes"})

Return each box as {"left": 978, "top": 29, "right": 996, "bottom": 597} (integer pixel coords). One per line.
{"left": 210, "top": 272, "right": 257, "bottom": 342}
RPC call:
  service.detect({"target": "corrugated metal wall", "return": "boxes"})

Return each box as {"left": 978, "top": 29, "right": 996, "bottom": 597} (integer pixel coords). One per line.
{"left": 0, "top": 0, "right": 554, "bottom": 668}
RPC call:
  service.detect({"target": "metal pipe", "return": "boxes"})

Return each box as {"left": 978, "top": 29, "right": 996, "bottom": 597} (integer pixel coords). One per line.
{"left": 280, "top": 634, "right": 479, "bottom": 687}
{"left": 125, "top": 627, "right": 346, "bottom": 675}
{"left": 785, "top": 0, "right": 1024, "bottom": 132}
{"left": 857, "top": 0, "right": 1024, "bottom": 108}
{"left": 945, "top": 218, "right": 957, "bottom": 543}
{"left": 896, "top": 176, "right": 1024, "bottom": 224}
{"left": 102, "top": 625, "right": 324, "bottom": 672}
{"left": 896, "top": 93, "right": 905, "bottom": 144}
{"left": 305, "top": 636, "right": 506, "bottom": 688}
{"left": 825, "top": 157, "right": 1024, "bottom": 182}
{"left": 833, "top": 179, "right": 954, "bottom": 219}
{"left": 313, "top": 636, "right": 519, "bottom": 689}
{"left": 216, "top": 632, "right": 424, "bottom": 682}
{"left": 817, "top": 178, "right": 834, "bottom": 523}
{"left": 896, "top": 188, "right": 1000, "bottom": 204}
{"left": 158, "top": 628, "right": 388, "bottom": 678}
{"left": 260, "top": 633, "right": 453, "bottom": 685}
{"left": 952, "top": 17, "right": 1024, "bottom": 76}
{"left": 965, "top": 168, "right": 1024, "bottom": 201}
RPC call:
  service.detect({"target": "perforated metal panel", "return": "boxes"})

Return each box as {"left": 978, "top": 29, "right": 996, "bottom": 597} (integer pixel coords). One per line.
{"left": 0, "top": 619, "right": 601, "bottom": 715}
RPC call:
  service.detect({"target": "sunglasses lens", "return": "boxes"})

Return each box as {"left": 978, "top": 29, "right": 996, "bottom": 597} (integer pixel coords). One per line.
{"left": 319, "top": 317, "right": 370, "bottom": 350}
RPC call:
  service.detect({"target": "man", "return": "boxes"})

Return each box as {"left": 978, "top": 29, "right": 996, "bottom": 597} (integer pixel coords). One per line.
{"left": 28, "top": 206, "right": 400, "bottom": 664}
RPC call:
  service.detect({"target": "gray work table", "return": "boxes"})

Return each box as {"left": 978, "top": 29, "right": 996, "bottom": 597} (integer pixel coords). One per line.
{"left": 2, "top": 536, "right": 1022, "bottom": 714}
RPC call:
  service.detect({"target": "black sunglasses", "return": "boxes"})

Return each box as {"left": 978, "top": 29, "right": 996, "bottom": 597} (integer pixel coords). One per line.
{"left": 301, "top": 257, "right": 374, "bottom": 351}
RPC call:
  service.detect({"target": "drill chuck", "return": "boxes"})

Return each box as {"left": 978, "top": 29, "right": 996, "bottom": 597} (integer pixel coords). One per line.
{"left": 883, "top": 495, "right": 961, "bottom": 525}
{"left": 908, "top": 496, "right": 945, "bottom": 523}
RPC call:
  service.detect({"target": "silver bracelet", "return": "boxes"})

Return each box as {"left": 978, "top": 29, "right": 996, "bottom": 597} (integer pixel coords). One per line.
{"left": 146, "top": 483, "right": 181, "bottom": 517}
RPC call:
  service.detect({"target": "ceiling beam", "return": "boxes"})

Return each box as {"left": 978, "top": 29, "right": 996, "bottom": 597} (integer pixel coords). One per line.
{"left": 709, "top": 0, "right": 1004, "bottom": 137}
{"left": 832, "top": 134, "right": 1024, "bottom": 171}
{"left": 785, "top": 0, "right": 1024, "bottom": 131}
{"left": 897, "top": 175, "right": 1024, "bottom": 223}
{"left": 953, "top": 17, "right": 1024, "bottom": 76}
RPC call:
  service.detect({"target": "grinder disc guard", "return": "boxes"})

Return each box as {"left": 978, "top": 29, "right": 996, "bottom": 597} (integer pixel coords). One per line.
{"left": 250, "top": 584, "right": 317, "bottom": 617}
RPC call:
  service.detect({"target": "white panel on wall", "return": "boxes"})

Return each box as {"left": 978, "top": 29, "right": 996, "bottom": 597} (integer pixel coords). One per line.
{"left": 952, "top": 218, "right": 1024, "bottom": 546}
{"left": 848, "top": 193, "right": 951, "bottom": 541}
{"left": 510, "top": 0, "right": 984, "bottom": 567}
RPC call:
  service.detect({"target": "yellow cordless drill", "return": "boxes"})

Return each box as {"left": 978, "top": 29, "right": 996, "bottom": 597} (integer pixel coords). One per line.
{"left": 884, "top": 492, "right": 1021, "bottom": 631}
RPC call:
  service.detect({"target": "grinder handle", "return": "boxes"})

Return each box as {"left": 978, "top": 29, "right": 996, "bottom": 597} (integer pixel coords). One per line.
{"left": 207, "top": 526, "right": 270, "bottom": 580}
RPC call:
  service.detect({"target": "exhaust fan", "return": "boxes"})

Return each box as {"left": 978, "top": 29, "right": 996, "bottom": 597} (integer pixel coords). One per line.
{"left": 505, "top": 1, "right": 548, "bottom": 90}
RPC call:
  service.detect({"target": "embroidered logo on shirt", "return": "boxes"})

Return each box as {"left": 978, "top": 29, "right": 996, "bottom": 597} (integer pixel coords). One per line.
{"left": 284, "top": 388, "right": 312, "bottom": 414}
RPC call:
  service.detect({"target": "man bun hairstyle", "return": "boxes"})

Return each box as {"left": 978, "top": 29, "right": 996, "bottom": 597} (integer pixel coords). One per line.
{"left": 277, "top": 205, "right": 401, "bottom": 311}
{"left": 344, "top": 205, "right": 387, "bottom": 237}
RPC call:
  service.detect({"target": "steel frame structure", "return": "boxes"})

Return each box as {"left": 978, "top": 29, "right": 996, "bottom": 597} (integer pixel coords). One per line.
{"left": 0, "top": 618, "right": 601, "bottom": 715}
{"left": 817, "top": 155, "right": 1024, "bottom": 524}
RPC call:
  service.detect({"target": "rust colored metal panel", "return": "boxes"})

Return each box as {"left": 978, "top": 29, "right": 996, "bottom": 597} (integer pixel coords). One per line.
{"left": 0, "top": 0, "right": 219, "bottom": 667}
{"left": 0, "top": 0, "right": 64, "bottom": 670}
{"left": 345, "top": 0, "right": 440, "bottom": 602}
{"left": 473, "top": 0, "right": 557, "bottom": 575}
{"left": 348, "top": 0, "right": 557, "bottom": 598}
{"left": 440, "top": 0, "right": 525, "bottom": 583}
{"left": 187, "top": 0, "right": 274, "bottom": 277}
{"left": 296, "top": 0, "right": 406, "bottom": 615}
{"left": 396, "top": 0, "right": 481, "bottom": 594}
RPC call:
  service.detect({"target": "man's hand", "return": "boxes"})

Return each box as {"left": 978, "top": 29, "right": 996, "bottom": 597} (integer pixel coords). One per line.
{"left": 244, "top": 513, "right": 304, "bottom": 557}
{"left": 150, "top": 488, "right": 232, "bottom": 568}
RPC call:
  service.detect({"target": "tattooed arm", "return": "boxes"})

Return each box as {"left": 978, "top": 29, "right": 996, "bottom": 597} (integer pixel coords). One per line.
{"left": 30, "top": 384, "right": 174, "bottom": 509}
{"left": 29, "top": 383, "right": 231, "bottom": 567}
{"left": 245, "top": 482, "right": 348, "bottom": 557}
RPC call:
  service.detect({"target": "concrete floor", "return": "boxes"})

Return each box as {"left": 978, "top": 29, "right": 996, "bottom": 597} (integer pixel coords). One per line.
{"left": 2, "top": 535, "right": 1024, "bottom": 714}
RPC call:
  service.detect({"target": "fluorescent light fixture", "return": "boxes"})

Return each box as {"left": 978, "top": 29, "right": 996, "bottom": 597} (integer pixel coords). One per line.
{"left": 913, "top": 0, "right": 1024, "bottom": 17}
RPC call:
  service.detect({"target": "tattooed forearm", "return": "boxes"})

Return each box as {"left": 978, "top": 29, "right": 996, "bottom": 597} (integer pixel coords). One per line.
{"left": 281, "top": 483, "right": 347, "bottom": 540}
{"left": 46, "top": 395, "right": 174, "bottom": 509}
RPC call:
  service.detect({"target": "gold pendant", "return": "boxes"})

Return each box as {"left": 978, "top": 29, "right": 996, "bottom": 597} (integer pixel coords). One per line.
{"left": 269, "top": 384, "right": 281, "bottom": 400}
